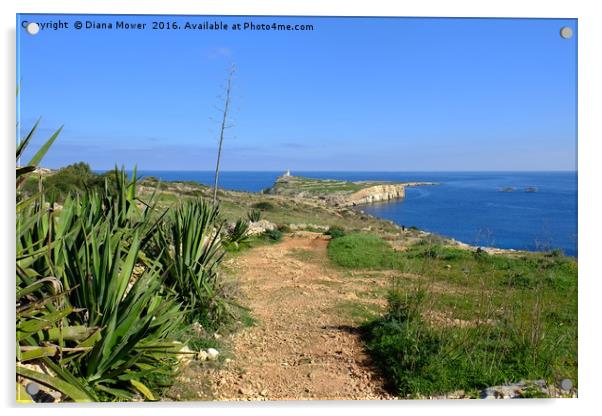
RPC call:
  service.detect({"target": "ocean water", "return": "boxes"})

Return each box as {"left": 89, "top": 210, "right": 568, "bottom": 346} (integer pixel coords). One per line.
{"left": 132, "top": 170, "right": 578, "bottom": 256}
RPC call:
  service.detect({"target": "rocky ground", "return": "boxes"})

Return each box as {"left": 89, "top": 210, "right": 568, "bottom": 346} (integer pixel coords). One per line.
{"left": 171, "top": 232, "right": 395, "bottom": 401}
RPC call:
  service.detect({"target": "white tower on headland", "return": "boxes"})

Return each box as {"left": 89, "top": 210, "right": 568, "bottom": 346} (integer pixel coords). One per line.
{"left": 283, "top": 169, "right": 291, "bottom": 177}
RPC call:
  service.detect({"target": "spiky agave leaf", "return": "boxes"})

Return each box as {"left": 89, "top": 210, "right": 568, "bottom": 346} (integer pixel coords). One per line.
{"left": 155, "top": 198, "right": 226, "bottom": 322}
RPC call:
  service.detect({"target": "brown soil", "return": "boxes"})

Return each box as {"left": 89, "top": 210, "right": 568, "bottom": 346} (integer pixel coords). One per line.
{"left": 186, "top": 232, "right": 395, "bottom": 401}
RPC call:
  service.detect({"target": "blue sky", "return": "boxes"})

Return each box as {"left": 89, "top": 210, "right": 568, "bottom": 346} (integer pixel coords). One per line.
{"left": 17, "top": 15, "right": 577, "bottom": 171}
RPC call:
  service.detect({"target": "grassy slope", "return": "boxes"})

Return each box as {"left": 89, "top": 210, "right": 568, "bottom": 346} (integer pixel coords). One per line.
{"left": 328, "top": 233, "right": 577, "bottom": 398}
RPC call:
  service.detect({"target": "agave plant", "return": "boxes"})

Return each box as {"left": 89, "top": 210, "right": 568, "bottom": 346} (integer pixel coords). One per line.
{"left": 16, "top": 86, "right": 235, "bottom": 401}
{"left": 225, "top": 218, "right": 250, "bottom": 247}
{"left": 16, "top": 117, "right": 98, "bottom": 401}
{"left": 60, "top": 225, "right": 184, "bottom": 400}
{"left": 16, "top": 120, "right": 187, "bottom": 401}
{"left": 155, "top": 199, "right": 227, "bottom": 325}
{"left": 16, "top": 118, "right": 62, "bottom": 190}
{"left": 247, "top": 208, "right": 262, "bottom": 222}
{"left": 18, "top": 173, "right": 188, "bottom": 400}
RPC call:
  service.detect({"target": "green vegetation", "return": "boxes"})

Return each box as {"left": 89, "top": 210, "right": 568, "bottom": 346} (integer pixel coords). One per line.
{"left": 277, "top": 223, "right": 292, "bottom": 233}
{"left": 325, "top": 225, "right": 346, "bottom": 239}
{"left": 261, "top": 228, "right": 283, "bottom": 242}
{"left": 223, "top": 218, "right": 251, "bottom": 251}
{"left": 269, "top": 175, "right": 376, "bottom": 196}
{"left": 134, "top": 176, "right": 404, "bottom": 236}
{"left": 329, "top": 233, "right": 577, "bottom": 398}
{"left": 334, "top": 300, "right": 382, "bottom": 324}
{"left": 251, "top": 201, "right": 275, "bottom": 211}
{"left": 19, "top": 162, "right": 123, "bottom": 202}
{"left": 16, "top": 128, "right": 249, "bottom": 401}
{"left": 154, "top": 199, "right": 228, "bottom": 327}
{"left": 247, "top": 208, "right": 262, "bottom": 222}
{"left": 328, "top": 234, "right": 402, "bottom": 269}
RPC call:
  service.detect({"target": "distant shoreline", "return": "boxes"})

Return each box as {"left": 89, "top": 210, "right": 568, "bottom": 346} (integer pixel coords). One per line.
{"left": 40, "top": 168, "right": 576, "bottom": 256}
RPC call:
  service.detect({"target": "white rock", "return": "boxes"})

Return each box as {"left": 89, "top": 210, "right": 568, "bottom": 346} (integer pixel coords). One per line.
{"left": 197, "top": 350, "right": 209, "bottom": 361}
{"left": 176, "top": 345, "right": 194, "bottom": 364}
{"left": 206, "top": 348, "right": 219, "bottom": 360}
{"left": 191, "top": 322, "right": 203, "bottom": 335}
{"left": 246, "top": 220, "right": 277, "bottom": 236}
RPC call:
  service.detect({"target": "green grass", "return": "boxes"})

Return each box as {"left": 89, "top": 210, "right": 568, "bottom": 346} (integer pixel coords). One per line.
{"left": 328, "top": 233, "right": 578, "bottom": 397}
{"left": 328, "top": 234, "right": 403, "bottom": 269}
{"left": 271, "top": 176, "right": 370, "bottom": 195}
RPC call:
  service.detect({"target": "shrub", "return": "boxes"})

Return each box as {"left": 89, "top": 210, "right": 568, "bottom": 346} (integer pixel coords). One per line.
{"left": 247, "top": 209, "right": 262, "bottom": 222}
{"left": 362, "top": 287, "right": 442, "bottom": 396}
{"left": 324, "top": 225, "right": 346, "bottom": 239}
{"left": 42, "top": 162, "right": 94, "bottom": 197}
{"left": 548, "top": 248, "right": 564, "bottom": 258}
{"left": 223, "top": 218, "right": 250, "bottom": 250}
{"left": 252, "top": 201, "right": 275, "bottom": 211}
{"left": 261, "top": 228, "right": 282, "bottom": 242}
{"left": 21, "top": 162, "right": 123, "bottom": 202}
{"left": 277, "top": 223, "right": 291, "bottom": 233}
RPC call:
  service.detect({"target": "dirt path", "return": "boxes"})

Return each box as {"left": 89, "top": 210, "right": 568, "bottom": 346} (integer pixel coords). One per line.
{"left": 204, "top": 231, "right": 394, "bottom": 401}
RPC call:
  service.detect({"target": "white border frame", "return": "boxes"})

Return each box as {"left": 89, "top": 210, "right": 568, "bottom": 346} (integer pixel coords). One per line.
{"left": 3, "top": 1, "right": 600, "bottom": 416}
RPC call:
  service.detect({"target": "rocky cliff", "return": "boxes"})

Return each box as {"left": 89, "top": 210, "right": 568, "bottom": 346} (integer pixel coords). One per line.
{"left": 328, "top": 184, "right": 406, "bottom": 207}
{"left": 266, "top": 175, "right": 435, "bottom": 208}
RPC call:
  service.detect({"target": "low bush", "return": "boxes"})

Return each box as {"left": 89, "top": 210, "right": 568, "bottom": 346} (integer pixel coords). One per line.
{"left": 19, "top": 163, "right": 124, "bottom": 202}
{"left": 277, "top": 223, "right": 291, "bottom": 233}
{"left": 247, "top": 209, "right": 262, "bottom": 222}
{"left": 252, "top": 201, "right": 275, "bottom": 211}
{"left": 224, "top": 218, "right": 250, "bottom": 247}
{"left": 325, "top": 225, "right": 346, "bottom": 239}
{"left": 362, "top": 288, "right": 441, "bottom": 396}
{"left": 261, "top": 228, "right": 282, "bottom": 242}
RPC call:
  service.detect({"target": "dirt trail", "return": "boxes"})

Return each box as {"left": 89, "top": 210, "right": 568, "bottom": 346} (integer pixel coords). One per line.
{"left": 206, "top": 231, "right": 394, "bottom": 401}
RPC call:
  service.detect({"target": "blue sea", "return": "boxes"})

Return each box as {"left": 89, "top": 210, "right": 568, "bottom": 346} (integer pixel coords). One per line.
{"left": 131, "top": 171, "right": 578, "bottom": 256}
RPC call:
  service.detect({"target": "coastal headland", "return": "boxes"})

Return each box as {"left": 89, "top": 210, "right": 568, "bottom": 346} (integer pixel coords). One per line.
{"left": 265, "top": 174, "right": 437, "bottom": 207}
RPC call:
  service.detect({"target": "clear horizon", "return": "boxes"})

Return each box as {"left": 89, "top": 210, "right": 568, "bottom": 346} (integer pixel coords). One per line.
{"left": 18, "top": 15, "right": 577, "bottom": 171}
